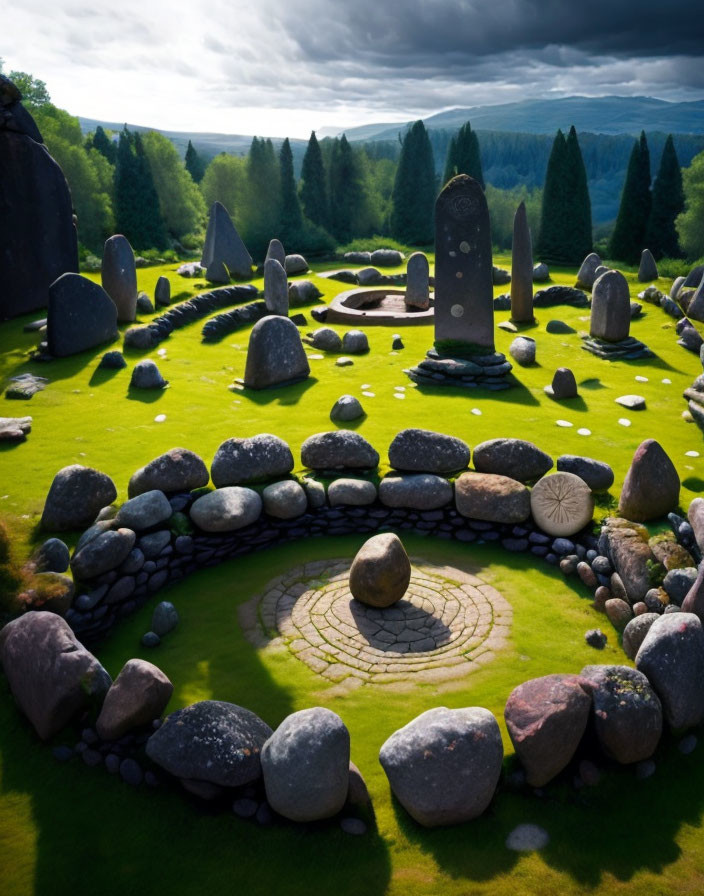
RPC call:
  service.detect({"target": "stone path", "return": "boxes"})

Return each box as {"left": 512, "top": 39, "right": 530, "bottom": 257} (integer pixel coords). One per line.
{"left": 239, "top": 559, "right": 512, "bottom": 686}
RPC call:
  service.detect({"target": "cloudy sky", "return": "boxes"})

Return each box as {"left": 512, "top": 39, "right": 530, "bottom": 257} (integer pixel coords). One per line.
{"left": 2, "top": 0, "right": 703, "bottom": 138}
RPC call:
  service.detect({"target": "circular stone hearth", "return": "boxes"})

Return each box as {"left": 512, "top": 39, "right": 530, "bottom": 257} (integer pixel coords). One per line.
{"left": 239, "top": 560, "right": 512, "bottom": 686}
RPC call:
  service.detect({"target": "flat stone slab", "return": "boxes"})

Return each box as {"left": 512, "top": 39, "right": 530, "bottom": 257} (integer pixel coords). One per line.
{"left": 581, "top": 335, "right": 653, "bottom": 361}
{"left": 4, "top": 373, "right": 48, "bottom": 399}
{"left": 615, "top": 395, "right": 646, "bottom": 410}
{"left": 405, "top": 349, "right": 513, "bottom": 390}
{"left": 240, "top": 560, "right": 512, "bottom": 685}
{"left": 0, "top": 416, "right": 32, "bottom": 442}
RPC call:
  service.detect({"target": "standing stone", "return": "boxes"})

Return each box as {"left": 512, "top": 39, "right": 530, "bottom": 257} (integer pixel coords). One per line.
{"left": 154, "top": 276, "right": 171, "bottom": 307}
{"left": 243, "top": 316, "right": 310, "bottom": 389}
{"left": 349, "top": 533, "right": 411, "bottom": 608}
{"left": 201, "top": 201, "right": 253, "bottom": 281}
{"left": 265, "top": 239, "right": 286, "bottom": 267}
{"left": 263, "top": 258, "right": 289, "bottom": 316}
{"left": 545, "top": 368, "right": 578, "bottom": 400}
{"left": 576, "top": 253, "right": 602, "bottom": 290}
{"left": 434, "top": 175, "right": 494, "bottom": 351}
{"left": 405, "top": 252, "right": 430, "bottom": 310}
{"left": 686, "top": 277, "right": 704, "bottom": 323}
{"left": 101, "top": 235, "right": 137, "bottom": 322}
{"left": 0, "top": 75, "right": 79, "bottom": 320}
{"left": 47, "top": 273, "right": 118, "bottom": 357}
{"left": 638, "top": 249, "right": 659, "bottom": 282}
{"left": 590, "top": 270, "right": 631, "bottom": 342}
{"left": 510, "top": 201, "right": 534, "bottom": 323}
{"left": 619, "top": 439, "right": 680, "bottom": 522}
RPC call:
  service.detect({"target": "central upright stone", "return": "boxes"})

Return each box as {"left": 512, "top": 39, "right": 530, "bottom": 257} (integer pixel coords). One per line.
{"left": 405, "top": 175, "right": 513, "bottom": 390}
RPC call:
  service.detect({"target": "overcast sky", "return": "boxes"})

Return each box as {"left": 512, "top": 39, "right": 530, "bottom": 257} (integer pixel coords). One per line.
{"left": 2, "top": 0, "right": 703, "bottom": 138}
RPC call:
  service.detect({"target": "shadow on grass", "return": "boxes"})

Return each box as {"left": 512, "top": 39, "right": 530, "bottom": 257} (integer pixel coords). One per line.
{"left": 88, "top": 365, "right": 125, "bottom": 387}
{"left": 241, "top": 378, "right": 318, "bottom": 407}
{"left": 413, "top": 378, "right": 540, "bottom": 407}
{"left": 545, "top": 394, "right": 589, "bottom": 413}
{"left": 126, "top": 385, "right": 168, "bottom": 403}
{"left": 683, "top": 476, "right": 704, "bottom": 492}
{"left": 579, "top": 377, "right": 606, "bottom": 390}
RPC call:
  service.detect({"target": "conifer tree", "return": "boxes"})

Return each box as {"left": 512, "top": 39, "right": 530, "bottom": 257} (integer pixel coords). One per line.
{"left": 563, "top": 125, "right": 592, "bottom": 263}
{"left": 328, "top": 136, "right": 358, "bottom": 244}
{"left": 91, "top": 125, "right": 116, "bottom": 164}
{"left": 390, "top": 120, "right": 436, "bottom": 245}
{"left": 536, "top": 129, "right": 569, "bottom": 264}
{"left": 300, "top": 131, "right": 329, "bottom": 232}
{"left": 185, "top": 139, "right": 206, "bottom": 184}
{"left": 242, "top": 136, "right": 280, "bottom": 258}
{"left": 443, "top": 122, "right": 484, "bottom": 188}
{"left": 113, "top": 128, "right": 168, "bottom": 250}
{"left": 646, "top": 134, "right": 684, "bottom": 259}
{"left": 278, "top": 137, "right": 304, "bottom": 248}
{"left": 608, "top": 131, "right": 652, "bottom": 264}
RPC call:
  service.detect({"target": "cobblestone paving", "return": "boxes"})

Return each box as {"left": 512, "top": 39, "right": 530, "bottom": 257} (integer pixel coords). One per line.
{"left": 239, "top": 559, "right": 512, "bottom": 685}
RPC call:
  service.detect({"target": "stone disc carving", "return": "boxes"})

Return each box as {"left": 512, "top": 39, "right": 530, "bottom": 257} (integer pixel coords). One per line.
{"left": 240, "top": 560, "right": 512, "bottom": 686}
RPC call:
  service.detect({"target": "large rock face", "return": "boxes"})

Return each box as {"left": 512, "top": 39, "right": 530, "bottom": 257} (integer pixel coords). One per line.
{"left": 349, "top": 533, "right": 411, "bottom": 608}
{"left": 580, "top": 665, "right": 662, "bottom": 763}
{"left": 635, "top": 613, "right": 704, "bottom": 729}
{"left": 504, "top": 674, "right": 591, "bottom": 786}
{"left": 0, "top": 612, "right": 111, "bottom": 740}
{"left": 201, "top": 201, "right": 253, "bottom": 280}
{"left": 47, "top": 273, "right": 118, "bottom": 357}
{"left": 211, "top": 434, "right": 294, "bottom": 486}
{"left": 41, "top": 464, "right": 117, "bottom": 531}
{"left": 379, "top": 706, "right": 503, "bottom": 827}
{"left": 101, "top": 235, "right": 137, "bottom": 322}
{"left": 388, "top": 428, "right": 470, "bottom": 473}
{"left": 455, "top": 472, "right": 530, "bottom": 524}
{"left": 0, "top": 75, "right": 78, "bottom": 320}
{"left": 510, "top": 200, "right": 534, "bottom": 323}
{"left": 128, "top": 448, "right": 209, "bottom": 497}
{"left": 96, "top": 658, "right": 173, "bottom": 742}
{"left": 618, "top": 439, "right": 680, "bottom": 522}
{"left": 261, "top": 707, "right": 350, "bottom": 822}
{"left": 243, "top": 315, "right": 310, "bottom": 390}
{"left": 473, "top": 438, "right": 552, "bottom": 482}
{"left": 301, "top": 431, "right": 379, "bottom": 471}
{"left": 146, "top": 700, "right": 272, "bottom": 787}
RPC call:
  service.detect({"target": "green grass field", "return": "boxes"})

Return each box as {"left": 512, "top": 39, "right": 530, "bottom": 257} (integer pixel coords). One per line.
{"left": 1, "top": 256, "right": 703, "bottom": 896}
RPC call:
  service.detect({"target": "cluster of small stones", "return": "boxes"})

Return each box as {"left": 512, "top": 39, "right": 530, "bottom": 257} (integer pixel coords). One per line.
{"left": 240, "top": 560, "right": 511, "bottom": 686}
{"left": 405, "top": 348, "right": 514, "bottom": 391}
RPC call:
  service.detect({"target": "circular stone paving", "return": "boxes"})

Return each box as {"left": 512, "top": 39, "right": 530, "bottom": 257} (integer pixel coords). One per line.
{"left": 239, "top": 560, "right": 512, "bottom": 686}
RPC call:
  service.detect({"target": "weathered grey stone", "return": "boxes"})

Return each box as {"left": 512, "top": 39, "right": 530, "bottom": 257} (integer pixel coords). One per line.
{"left": 580, "top": 665, "right": 662, "bottom": 763}
{"left": 284, "top": 254, "right": 309, "bottom": 275}
{"left": 663, "top": 567, "right": 698, "bottom": 607}
{"left": 41, "top": 464, "right": 117, "bottom": 531}
{"left": 244, "top": 316, "right": 310, "bottom": 389}
{"left": 0, "top": 612, "right": 111, "bottom": 740}
{"left": 152, "top": 601, "right": 179, "bottom": 636}
{"left": 130, "top": 360, "right": 168, "bottom": 390}
{"left": 349, "top": 533, "right": 411, "bottom": 608}
{"left": 434, "top": 175, "right": 494, "bottom": 350}
{"left": 530, "top": 472, "right": 594, "bottom": 537}
{"left": 379, "top": 706, "right": 503, "bottom": 827}
{"left": 96, "top": 659, "right": 173, "bottom": 741}
{"left": 265, "top": 239, "right": 286, "bottom": 267}
{"left": 682, "top": 565, "right": 704, "bottom": 622}
{"left": 33, "top": 538, "right": 70, "bottom": 573}
{"left": 136, "top": 292, "right": 154, "bottom": 314}
{"left": 101, "top": 235, "right": 137, "bottom": 322}
{"left": 622, "top": 613, "right": 660, "bottom": 660}
{"left": 71, "top": 528, "right": 136, "bottom": 580}
{"left": 47, "top": 273, "right": 118, "bottom": 357}
{"left": 263, "top": 258, "right": 289, "bottom": 316}
{"left": 509, "top": 336, "right": 536, "bottom": 366}
{"left": 301, "top": 431, "right": 379, "bottom": 471}
{"left": 371, "top": 248, "right": 403, "bottom": 267}
{"left": 146, "top": 700, "right": 273, "bottom": 786}
{"left": 138, "top": 530, "right": 170, "bottom": 559}
{"left": 288, "top": 279, "right": 322, "bottom": 304}
{"left": 532, "top": 262, "right": 550, "bottom": 282}
{"left": 619, "top": 440, "right": 680, "bottom": 522}
{"left": 604, "top": 522, "right": 655, "bottom": 604}
{"left": 615, "top": 394, "right": 646, "bottom": 410}
{"left": 115, "top": 490, "right": 171, "bottom": 531}
{"left": 504, "top": 674, "right": 591, "bottom": 786}
{"left": 201, "top": 201, "right": 253, "bottom": 280}
{"left": 357, "top": 267, "right": 383, "bottom": 286}
{"left": 575, "top": 253, "right": 602, "bottom": 290}
{"left": 128, "top": 448, "right": 209, "bottom": 498}
{"left": 687, "top": 278, "right": 704, "bottom": 323}
{"left": 473, "top": 438, "right": 552, "bottom": 482}
{"left": 301, "top": 477, "right": 326, "bottom": 509}
{"left": 308, "top": 327, "right": 342, "bottom": 351}
{"left": 154, "top": 276, "right": 170, "bottom": 307}
{"left": 190, "top": 487, "right": 262, "bottom": 532}
{"left": 0, "top": 416, "right": 32, "bottom": 442}
{"left": 341, "top": 330, "right": 369, "bottom": 354}
{"left": 557, "top": 455, "right": 614, "bottom": 491}
{"left": 379, "top": 474, "right": 452, "bottom": 510}
{"left": 261, "top": 707, "right": 350, "bottom": 822}
{"left": 262, "top": 480, "right": 308, "bottom": 519}
{"left": 636, "top": 613, "right": 704, "bottom": 729}
{"left": 545, "top": 367, "right": 578, "bottom": 400}
{"left": 590, "top": 270, "right": 631, "bottom": 342}
{"left": 388, "top": 428, "right": 470, "bottom": 474}
{"left": 545, "top": 320, "right": 576, "bottom": 334}
{"left": 510, "top": 201, "right": 534, "bottom": 322}
{"left": 330, "top": 395, "right": 365, "bottom": 423}
{"left": 405, "top": 252, "right": 430, "bottom": 309}
{"left": 211, "top": 434, "right": 294, "bottom": 486}
{"left": 123, "top": 326, "right": 158, "bottom": 351}
{"left": 455, "top": 472, "right": 530, "bottom": 524}
{"left": 327, "top": 479, "right": 377, "bottom": 506}
{"left": 638, "top": 249, "right": 659, "bottom": 282}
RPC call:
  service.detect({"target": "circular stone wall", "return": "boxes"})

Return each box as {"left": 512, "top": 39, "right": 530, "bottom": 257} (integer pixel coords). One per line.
{"left": 240, "top": 559, "right": 512, "bottom": 686}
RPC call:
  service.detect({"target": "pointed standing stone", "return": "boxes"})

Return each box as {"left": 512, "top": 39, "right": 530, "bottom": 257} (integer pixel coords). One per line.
{"left": 101, "top": 235, "right": 137, "bottom": 322}
{"left": 576, "top": 253, "right": 602, "bottom": 291}
{"left": 265, "top": 239, "right": 286, "bottom": 267}
{"left": 510, "top": 201, "right": 534, "bottom": 323}
{"left": 201, "top": 201, "right": 253, "bottom": 281}
{"left": 638, "top": 249, "right": 659, "bottom": 282}
{"left": 243, "top": 316, "right": 309, "bottom": 389}
{"left": 590, "top": 270, "right": 631, "bottom": 342}
{"left": 154, "top": 276, "right": 171, "bottom": 307}
{"left": 264, "top": 258, "right": 289, "bottom": 316}
{"left": 434, "top": 175, "right": 494, "bottom": 351}
{"left": 405, "top": 252, "right": 430, "bottom": 310}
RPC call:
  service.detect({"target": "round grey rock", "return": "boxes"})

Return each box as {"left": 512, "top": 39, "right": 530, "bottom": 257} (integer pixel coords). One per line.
{"left": 327, "top": 479, "right": 377, "bottom": 506}
{"left": 284, "top": 254, "right": 308, "bottom": 275}
{"left": 622, "top": 613, "right": 660, "bottom": 660}
{"left": 388, "top": 428, "right": 470, "bottom": 474}
{"left": 128, "top": 448, "right": 209, "bottom": 498}
{"left": 556, "top": 455, "right": 614, "bottom": 491}
{"left": 190, "top": 487, "right": 262, "bottom": 532}
{"left": 330, "top": 395, "right": 365, "bottom": 423}
{"left": 309, "top": 327, "right": 342, "bottom": 352}
{"left": 342, "top": 330, "right": 369, "bottom": 354}
{"left": 243, "top": 316, "right": 310, "bottom": 390}
{"left": 211, "top": 434, "right": 294, "bottom": 487}
{"left": 71, "top": 528, "right": 136, "bottom": 580}
{"left": 473, "top": 438, "right": 552, "bottom": 482}
{"left": 349, "top": 533, "right": 411, "bottom": 608}
{"left": 509, "top": 336, "right": 536, "bottom": 366}
{"left": 130, "top": 360, "right": 168, "bottom": 390}
{"left": 262, "top": 480, "right": 308, "bottom": 519}
{"left": 152, "top": 601, "right": 179, "bottom": 637}
{"left": 115, "top": 490, "right": 172, "bottom": 531}
{"left": 34, "top": 538, "right": 70, "bottom": 573}
{"left": 41, "top": 464, "right": 117, "bottom": 532}
{"left": 301, "top": 431, "right": 379, "bottom": 471}
{"left": 379, "top": 473, "right": 452, "bottom": 510}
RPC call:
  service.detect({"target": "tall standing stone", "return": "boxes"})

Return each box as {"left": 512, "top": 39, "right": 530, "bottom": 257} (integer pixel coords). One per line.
{"left": 263, "top": 258, "right": 289, "bottom": 316}
{"left": 201, "top": 201, "right": 253, "bottom": 281}
{"left": 101, "top": 235, "right": 137, "bottom": 322}
{"left": 434, "top": 175, "right": 494, "bottom": 351}
{"left": 154, "top": 276, "right": 171, "bottom": 307}
{"left": 243, "top": 315, "right": 310, "bottom": 389}
{"left": 47, "top": 273, "right": 118, "bottom": 357}
{"left": 638, "top": 248, "right": 659, "bottom": 282}
{"left": 405, "top": 252, "right": 430, "bottom": 310}
{"left": 510, "top": 201, "right": 534, "bottom": 323}
{"left": 0, "top": 75, "right": 78, "bottom": 320}
{"left": 590, "top": 270, "right": 631, "bottom": 342}
{"left": 265, "top": 239, "right": 286, "bottom": 267}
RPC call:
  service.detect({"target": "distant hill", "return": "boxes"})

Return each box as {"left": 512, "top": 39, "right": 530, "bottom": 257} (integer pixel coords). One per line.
{"left": 320, "top": 96, "right": 704, "bottom": 141}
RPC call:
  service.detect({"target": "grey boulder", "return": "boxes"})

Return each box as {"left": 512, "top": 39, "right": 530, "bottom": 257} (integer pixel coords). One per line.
{"left": 96, "top": 658, "right": 173, "bottom": 741}
{"left": 190, "top": 487, "right": 262, "bottom": 532}
{"left": 41, "top": 464, "right": 117, "bottom": 532}
{"left": 379, "top": 473, "right": 452, "bottom": 510}
{"left": 349, "top": 533, "right": 411, "bottom": 608}
{"left": 115, "top": 489, "right": 172, "bottom": 531}
{"left": 47, "top": 273, "right": 118, "bottom": 357}
{"left": 71, "top": 528, "right": 136, "bottom": 580}
{"left": 243, "top": 316, "right": 310, "bottom": 390}
{"left": 557, "top": 455, "right": 614, "bottom": 491}
{"left": 342, "top": 330, "right": 369, "bottom": 354}
{"left": 473, "top": 438, "right": 552, "bottom": 482}
{"left": 128, "top": 448, "right": 209, "bottom": 498}
{"left": 388, "top": 428, "right": 470, "bottom": 474}
{"left": 211, "top": 434, "right": 294, "bottom": 486}
{"left": 301, "top": 431, "right": 379, "bottom": 471}
{"left": 330, "top": 395, "right": 365, "bottom": 423}
{"left": 152, "top": 601, "right": 179, "bottom": 637}
{"left": 262, "top": 480, "right": 308, "bottom": 519}
{"left": 101, "top": 234, "right": 137, "bottom": 322}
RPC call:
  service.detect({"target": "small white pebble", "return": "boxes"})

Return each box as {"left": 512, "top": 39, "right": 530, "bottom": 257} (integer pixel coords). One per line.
{"left": 471, "top": 408, "right": 482, "bottom": 416}
{"left": 618, "top": 417, "right": 631, "bottom": 427}
{"left": 577, "top": 428, "right": 591, "bottom": 436}
{"left": 662, "top": 378, "right": 672, "bottom": 384}
{"left": 389, "top": 351, "right": 398, "bottom": 355}
{"left": 635, "top": 375, "right": 648, "bottom": 382}
{"left": 362, "top": 391, "right": 375, "bottom": 398}
{"left": 154, "top": 414, "right": 166, "bottom": 423}
{"left": 685, "top": 450, "right": 700, "bottom": 458}
{"left": 393, "top": 393, "right": 405, "bottom": 399}
{"left": 394, "top": 385, "right": 406, "bottom": 392}
{"left": 307, "top": 353, "right": 324, "bottom": 360}
{"left": 556, "top": 420, "right": 573, "bottom": 428}
{"left": 361, "top": 383, "right": 371, "bottom": 390}
{"left": 157, "top": 348, "right": 167, "bottom": 357}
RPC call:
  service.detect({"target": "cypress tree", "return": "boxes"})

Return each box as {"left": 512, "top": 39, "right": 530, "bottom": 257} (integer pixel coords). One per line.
{"left": 608, "top": 131, "right": 652, "bottom": 264}
{"left": 278, "top": 137, "right": 304, "bottom": 248}
{"left": 242, "top": 136, "right": 280, "bottom": 258}
{"left": 185, "top": 139, "right": 206, "bottom": 183}
{"left": 300, "top": 131, "right": 329, "bottom": 231}
{"left": 645, "top": 134, "right": 684, "bottom": 259}
{"left": 443, "top": 135, "right": 458, "bottom": 186}
{"left": 328, "top": 136, "right": 357, "bottom": 244}
{"left": 563, "top": 126, "right": 592, "bottom": 263}
{"left": 390, "top": 120, "right": 436, "bottom": 245}
{"left": 91, "top": 125, "right": 116, "bottom": 164}
{"left": 443, "top": 122, "right": 484, "bottom": 188}
{"left": 114, "top": 129, "right": 168, "bottom": 250}
{"left": 536, "top": 129, "right": 569, "bottom": 264}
